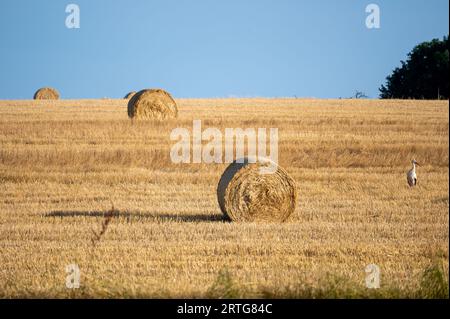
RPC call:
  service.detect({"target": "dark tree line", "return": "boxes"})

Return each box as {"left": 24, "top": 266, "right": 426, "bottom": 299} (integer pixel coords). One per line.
{"left": 380, "top": 36, "right": 449, "bottom": 99}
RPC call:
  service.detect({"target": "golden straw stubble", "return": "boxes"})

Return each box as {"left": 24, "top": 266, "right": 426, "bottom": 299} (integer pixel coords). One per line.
{"left": 217, "top": 158, "right": 297, "bottom": 222}
{"left": 127, "top": 88, "right": 178, "bottom": 120}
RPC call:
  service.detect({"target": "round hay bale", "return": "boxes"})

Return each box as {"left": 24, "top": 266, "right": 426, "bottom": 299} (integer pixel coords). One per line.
{"left": 127, "top": 89, "right": 178, "bottom": 120}
{"left": 124, "top": 91, "right": 136, "bottom": 99}
{"left": 217, "top": 157, "right": 297, "bottom": 222}
{"left": 33, "top": 87, "right": 60, "bottom": 100}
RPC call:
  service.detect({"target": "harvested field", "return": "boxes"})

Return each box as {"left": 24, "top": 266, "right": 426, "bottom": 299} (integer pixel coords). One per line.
{"left": 0, "top": 98, "right": 448, "bottom": 298}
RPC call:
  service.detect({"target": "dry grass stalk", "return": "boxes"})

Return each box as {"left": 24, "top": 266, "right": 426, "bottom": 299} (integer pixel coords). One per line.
{"left": 91, "top": 203, "right": 116, "bottom": 247}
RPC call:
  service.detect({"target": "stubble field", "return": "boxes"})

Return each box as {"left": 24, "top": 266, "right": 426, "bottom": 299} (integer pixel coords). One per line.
{"left": 0, "top": 98, "right": 448, "bottom": 298}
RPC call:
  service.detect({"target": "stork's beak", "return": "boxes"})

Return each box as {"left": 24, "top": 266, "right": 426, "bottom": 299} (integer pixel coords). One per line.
{"left": 416, "top": 162, "right": 420, "bottom": 166}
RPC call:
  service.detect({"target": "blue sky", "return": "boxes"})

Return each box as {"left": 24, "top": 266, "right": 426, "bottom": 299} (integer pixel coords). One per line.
{"left": 0, "top": 0, "right": 448, "bottom": 99}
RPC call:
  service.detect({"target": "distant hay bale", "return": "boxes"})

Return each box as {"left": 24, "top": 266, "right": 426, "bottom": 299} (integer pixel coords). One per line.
{"left": 217, "top": 157, "right": 297, "bottom": 222}
{"left": 124, "top": 91, "right": 136, "bottom": 99}
{"left": 33, "top": 87, "right": 60, "bottom": 100}
{"left": 127, "top": 89, "right": 178, "bottom": 120}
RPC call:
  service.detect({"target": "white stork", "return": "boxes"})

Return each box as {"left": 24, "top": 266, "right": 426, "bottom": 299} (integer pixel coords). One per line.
{"left": 407, "top": 159, "right": 420, "bottom": 187}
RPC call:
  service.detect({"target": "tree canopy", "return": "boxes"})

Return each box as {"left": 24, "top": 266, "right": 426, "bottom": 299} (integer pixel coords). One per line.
{"left": 379, "top": 36, "right": 449, "bottom": 99}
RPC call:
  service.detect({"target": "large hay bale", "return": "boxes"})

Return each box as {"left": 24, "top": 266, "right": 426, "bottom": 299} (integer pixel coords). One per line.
{"left": 127, "top": 89, "right": 178, "bottom": 120}
{"left": 124, "top": 91, "right": 136, "bottom": 99}
{"left": 217, "top": 157, "right": 297, "bottom": 222}
{"left": 33, "top": 87, "right": 60, "bottom": 100}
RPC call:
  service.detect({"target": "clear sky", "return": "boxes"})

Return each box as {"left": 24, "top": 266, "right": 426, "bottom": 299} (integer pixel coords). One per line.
{"left": 0, "top": 0, "right": 448, "bottom": 99}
